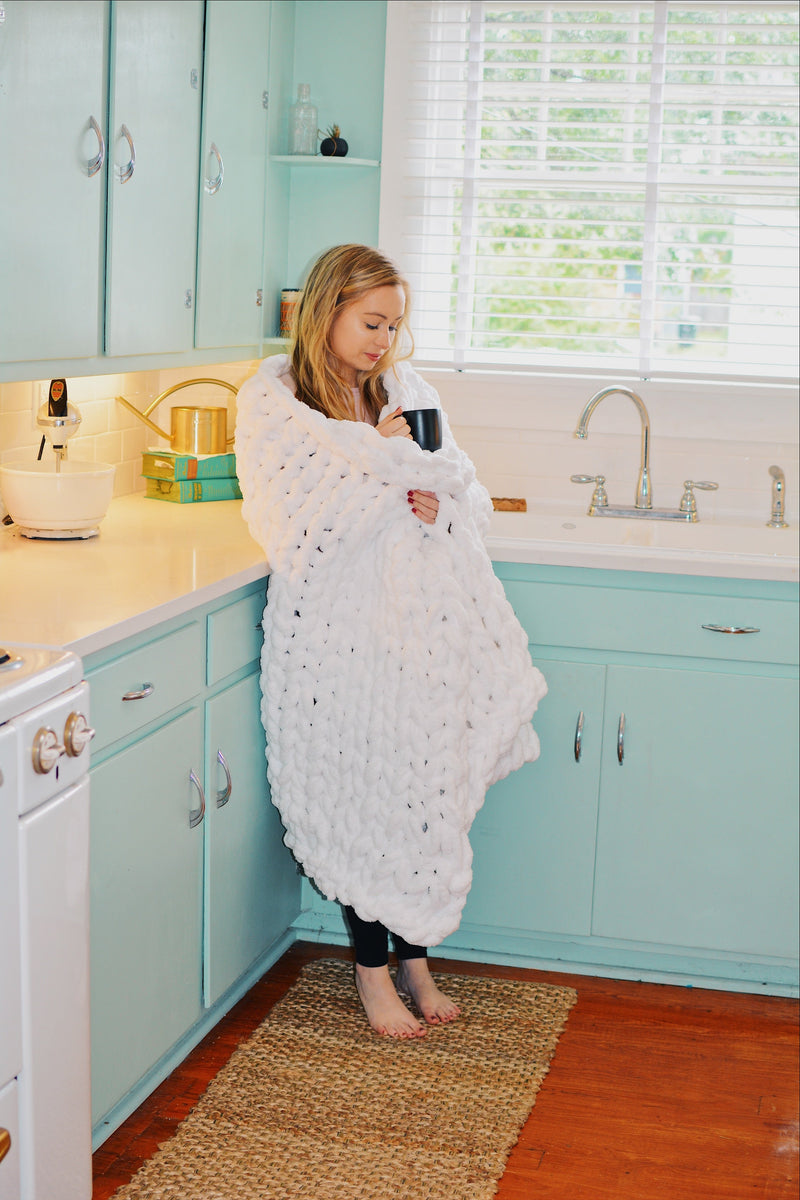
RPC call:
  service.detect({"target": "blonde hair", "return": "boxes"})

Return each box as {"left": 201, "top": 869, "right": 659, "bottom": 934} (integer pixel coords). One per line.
{"left": 290, "top": 244, "right": 413, "bottom": 423}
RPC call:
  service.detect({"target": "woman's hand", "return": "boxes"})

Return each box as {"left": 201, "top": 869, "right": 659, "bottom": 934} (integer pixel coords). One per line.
{"left": 408, "top": 489, "right": 439, "bottom": 525}
{"left": 377, "top": 406, "right": 412, "bottom": 439}
{"left": 376, "top": 408, "right": 438, "bottom": 523}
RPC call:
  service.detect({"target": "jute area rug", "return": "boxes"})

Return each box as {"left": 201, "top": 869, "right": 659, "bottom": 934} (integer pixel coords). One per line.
{"left": 112, "top": 958, "right": 577, "bottom": 1200}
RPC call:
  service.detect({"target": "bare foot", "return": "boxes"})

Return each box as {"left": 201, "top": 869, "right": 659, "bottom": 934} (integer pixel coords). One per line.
{"left": 354, "top": 964, "right": 427, "bottom": 1039}
{"left": 396, "top": 959, "right": 461, "bottom": 1026}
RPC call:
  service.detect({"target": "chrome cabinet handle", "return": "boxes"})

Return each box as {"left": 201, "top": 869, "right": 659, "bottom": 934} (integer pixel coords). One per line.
{"left": 115, "top": 124, "right": 135, "bottom": 183}
{"left": 86, "top": 115, "right": 105, "bottom": 177}
{"left": 189, "top": 768, "right": 206, "bottom": 828}
{"left": 701, "top": 624, "right": 760, "bottom": 635}
{"left": 215, "top": 748, "right": 232, "bottom": 807}
{"left": 574, "top": 711, "right": 584, "bottom": 762}
{"left": 121, "top": 683, "right": 154, "bottom": 701}
{"left": 204, "top": 141, "right": 224, "bottom": 194}
{"left": 617, "top": 712, "right": 625, "bottom": 764}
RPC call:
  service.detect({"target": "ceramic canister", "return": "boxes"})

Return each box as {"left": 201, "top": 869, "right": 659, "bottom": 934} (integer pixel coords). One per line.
{"left": 280, "top": 289, "right": 301, "bottom": 338}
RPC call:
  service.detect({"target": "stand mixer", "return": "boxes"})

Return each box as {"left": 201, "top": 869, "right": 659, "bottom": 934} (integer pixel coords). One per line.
{"left": 0, "top": 380, "right": 115, "bottom": 539}
{"left": 36, "top": 378, "right": 82, "bottom": 469}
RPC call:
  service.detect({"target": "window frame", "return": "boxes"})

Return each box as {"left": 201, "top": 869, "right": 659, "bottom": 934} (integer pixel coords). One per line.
{"left": 378, "top": 0, "right": 800, "bottom": 390}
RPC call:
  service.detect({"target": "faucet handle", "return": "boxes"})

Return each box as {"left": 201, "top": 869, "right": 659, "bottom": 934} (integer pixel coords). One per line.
{"left": 571, "top": 473, "right": 608, "bottom": 508}
{"left": 680, "top": 479, "right": 718, "bottom": 515}
{"left": 767, "top": 465, "right": 788, "bottom": 529}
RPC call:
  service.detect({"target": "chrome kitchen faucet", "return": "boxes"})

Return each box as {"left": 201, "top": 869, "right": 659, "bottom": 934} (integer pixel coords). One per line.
{"left": 574, "top": 386, "right": 653, "bottom": 509}
{"left": 571, "top": 385, "right": 718, "bottom": 522}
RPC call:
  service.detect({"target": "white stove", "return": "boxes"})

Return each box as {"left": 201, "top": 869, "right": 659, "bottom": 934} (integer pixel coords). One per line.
{"left": 0, "top": 643, "right": 92, "bottom": 1200}
{"left": 0, "top": 646, "right": 82, "bottom": 726}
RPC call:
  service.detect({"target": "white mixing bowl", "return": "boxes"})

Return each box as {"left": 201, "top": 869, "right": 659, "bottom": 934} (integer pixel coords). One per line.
{"left": 0, "top": 460, "right": 116, "bottom": 538}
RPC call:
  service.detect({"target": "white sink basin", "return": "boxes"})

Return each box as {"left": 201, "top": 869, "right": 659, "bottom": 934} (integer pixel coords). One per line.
{"left": 486, "top": 502, "right": 799, "bottom": 582}
{"left": 0, "top": 461, "right": 116, "bottom": 539}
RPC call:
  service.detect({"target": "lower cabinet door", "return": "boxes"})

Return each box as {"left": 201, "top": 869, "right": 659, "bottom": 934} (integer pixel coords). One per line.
{"left": 592, "top": 665, "right": 800, "bottom": 959}
{"left": 464, "top": 659, "right": 605, "bottom": 938}
{"left": 90, "top": 708, "right": 204, "bottom": 1125}
{"left": 204, "top": 673, "right": 300, "bottom": 1007}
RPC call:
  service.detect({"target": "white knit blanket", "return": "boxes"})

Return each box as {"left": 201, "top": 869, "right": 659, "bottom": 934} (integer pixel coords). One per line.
{"left": 235, "top": 355, "right": 547, "bottom": 945}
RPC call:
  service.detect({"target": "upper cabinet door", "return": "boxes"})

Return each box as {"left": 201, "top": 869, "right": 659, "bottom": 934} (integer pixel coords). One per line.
{"left": 105, "top": 0, "right": 203, "bottom": 357}
{"left": 0, "top": 0, "right": 108, "bottom": 364}
{"left": 194, "top": 0, "right": 270, "bottom": 350}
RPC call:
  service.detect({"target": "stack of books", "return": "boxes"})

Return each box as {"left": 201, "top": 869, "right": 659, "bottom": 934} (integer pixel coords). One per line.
{"left": 142, "top": 450, "right": 242, "bottom": 503}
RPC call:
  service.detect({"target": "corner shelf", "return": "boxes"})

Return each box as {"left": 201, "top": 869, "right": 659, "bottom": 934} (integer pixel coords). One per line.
{"left": 269, "top": 155, "right": 380, "bottom": 168}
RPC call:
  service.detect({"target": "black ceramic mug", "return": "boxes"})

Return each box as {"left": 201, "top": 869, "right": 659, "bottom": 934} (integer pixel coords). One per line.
{"left": 404, "top": 407, "right": 442, "bottom": 451}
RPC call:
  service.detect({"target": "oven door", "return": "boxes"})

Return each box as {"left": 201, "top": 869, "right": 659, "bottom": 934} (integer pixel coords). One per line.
{"left": 0, "top": 724, "right": 21, "bottom": 1088}
{"left": 18, "top": 776, "right": 91, "bottom": 1200}
{"left": 0, "top": 723, "right": 22, "bottom": 1200}
{"left": 0, "top": 1078, "right": 20, "bottom": 1200}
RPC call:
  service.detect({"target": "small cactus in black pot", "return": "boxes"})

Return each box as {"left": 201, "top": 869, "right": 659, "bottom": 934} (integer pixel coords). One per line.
{"left": 320, "top": 124, "right": 348, "bottom": 157}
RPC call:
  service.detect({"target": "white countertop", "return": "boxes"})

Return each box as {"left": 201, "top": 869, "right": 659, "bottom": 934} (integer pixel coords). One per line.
{"left": 0, "top": 493, "right": 796, "bottom": 658}
{"left": 0, "top": 495, "right": 267, "bottom": 657}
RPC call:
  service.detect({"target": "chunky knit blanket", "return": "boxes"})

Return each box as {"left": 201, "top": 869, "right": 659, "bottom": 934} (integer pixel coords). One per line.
{"left": 235, "top": 355, "right": 547, "bottom": 945}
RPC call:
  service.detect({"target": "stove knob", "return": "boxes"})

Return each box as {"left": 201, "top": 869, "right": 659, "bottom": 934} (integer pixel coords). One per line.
{"left": 64, "top": 711, "right": 96, "bottom": 758}
{"left": 32, "top": 726, "right": 66, "bottom": 774}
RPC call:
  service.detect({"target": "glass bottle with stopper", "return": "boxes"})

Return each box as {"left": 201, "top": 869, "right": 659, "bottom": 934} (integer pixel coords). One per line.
{"left": 289, "top": 84, "right": 318, "bottom": 155}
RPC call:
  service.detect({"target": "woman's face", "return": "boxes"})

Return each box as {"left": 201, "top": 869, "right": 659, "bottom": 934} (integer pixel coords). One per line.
{"left": 328, "top": 284, "right": 405, "bottom": 385}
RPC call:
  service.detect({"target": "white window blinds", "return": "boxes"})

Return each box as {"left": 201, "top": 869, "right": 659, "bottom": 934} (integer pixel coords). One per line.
{"left": 379, "top": 1, "right": 799, "bottom": 381}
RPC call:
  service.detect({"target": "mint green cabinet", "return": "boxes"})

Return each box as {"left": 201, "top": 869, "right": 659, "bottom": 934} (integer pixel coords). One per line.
{"left": 104, "top": 0, "right": 203, "bottom": 355}
{"left": 195, "top": 0, "right": 270, "bottom": 349}
{"left": 87, "top": 583, "right": 302, "bottom": 1144}
{"left": 296, "top": 565, "right": 799, "bottom": 996}
{"left": 592, "top": 665, "right": 799, "bottom": 960}
{"left": 0, "top": 0, "right": 108, "bottom": 363}
{"left": 205, "top": 673, "right": 300, "bottom": 1005}
{"left": 90, "top": 707, "right": 204, "bottom": 1124}
{"left": 456, "top": 564, "right": 799, "bottom": 993}
{"left": 467, "top": 659, "right": 605, "bottom": 938}
{"left": 203, "top": 587, "right": 300, "bottom": 1007}
{"left": 0, "top": 0, "right": 390, "bottom": 378}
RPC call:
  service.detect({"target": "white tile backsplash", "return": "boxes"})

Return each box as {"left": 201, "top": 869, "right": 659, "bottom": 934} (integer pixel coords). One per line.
{"left": 428, "top": 369, "right": 799, "bottom": 524}
{"left": 0, "top": 363, "right": 257, "bottom": 522}
{"left": 1, "top": 359, "right": 798, "bottom": 528}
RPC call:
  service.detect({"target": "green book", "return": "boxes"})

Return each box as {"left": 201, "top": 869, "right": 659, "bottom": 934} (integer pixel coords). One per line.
{"left": 142, "top": 450, "right": 237, "bottom": 481}
{"left": 144, "top": 476, "right": 243, "bottom": 503}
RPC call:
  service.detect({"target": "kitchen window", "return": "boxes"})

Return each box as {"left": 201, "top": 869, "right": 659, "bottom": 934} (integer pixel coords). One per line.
{"left": 379, "top": 1, "right": 799, "bottom": 383}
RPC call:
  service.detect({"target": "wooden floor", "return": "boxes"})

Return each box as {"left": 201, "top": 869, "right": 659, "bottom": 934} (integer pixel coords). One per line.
{"left": 92, "top": 941, "right": 799, "bottom": 1200}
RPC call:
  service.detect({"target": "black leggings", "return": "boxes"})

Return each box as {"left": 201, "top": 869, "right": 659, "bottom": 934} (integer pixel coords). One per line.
{"left": 343, "top": 906, "right": 428, "bottom": 968}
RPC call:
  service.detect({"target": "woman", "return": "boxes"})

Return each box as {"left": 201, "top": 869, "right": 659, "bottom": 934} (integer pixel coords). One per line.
{"left": 235, "top": 245, "right": 546, "bottom": 1039}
